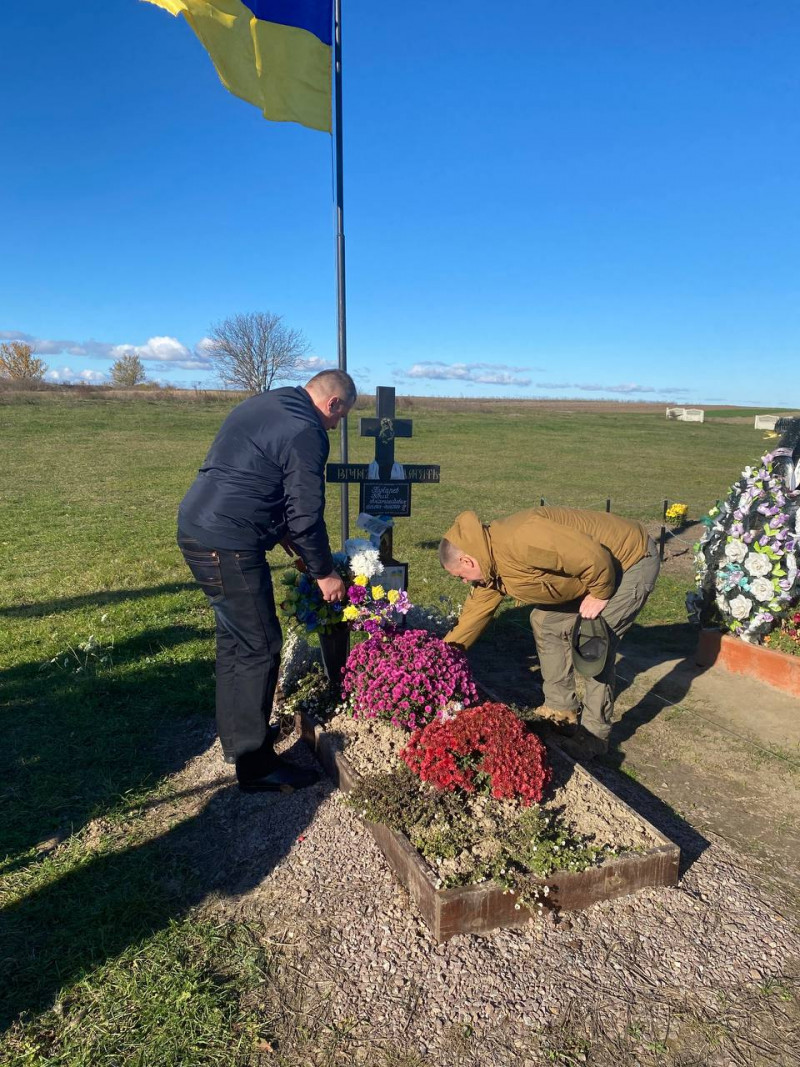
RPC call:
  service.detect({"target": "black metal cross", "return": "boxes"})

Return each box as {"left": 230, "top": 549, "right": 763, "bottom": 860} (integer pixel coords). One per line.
{"left": 326, "top": 387, "right": 440, "bottom": 581}
{"left": 326, "top": 385, "right": 439, "bottom": 488}
{"left": 324, "top": 386, "right": 442, "bottom": 583}
{"left": 358, "top": 387, "right": 413, "bottom": 480}
{"left": 359, "top": 387, "right": 410, "bottom": 568}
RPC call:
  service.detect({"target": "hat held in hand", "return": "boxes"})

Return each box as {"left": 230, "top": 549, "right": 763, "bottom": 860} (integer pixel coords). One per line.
{"left": 572, "top": 616, "right": 610, "bottom": 678}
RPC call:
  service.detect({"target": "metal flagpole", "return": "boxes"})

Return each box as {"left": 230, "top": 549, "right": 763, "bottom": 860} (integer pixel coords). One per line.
{"left": 333, "top": 0, "right": 349, "bottom": 548}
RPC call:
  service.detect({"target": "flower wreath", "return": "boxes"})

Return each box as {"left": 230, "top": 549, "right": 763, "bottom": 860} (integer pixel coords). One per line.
{"left": 688, "top": 450, "right": 800, "bottom": 641}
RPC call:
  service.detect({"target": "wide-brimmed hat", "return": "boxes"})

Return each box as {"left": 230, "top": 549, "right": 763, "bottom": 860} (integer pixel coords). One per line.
{"left": 571, "top": 616, "right": 610, "bottom": 678}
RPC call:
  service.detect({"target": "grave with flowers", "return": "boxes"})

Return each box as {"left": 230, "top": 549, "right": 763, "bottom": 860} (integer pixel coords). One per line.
{"left": 278, "top": 538, "right": 679, "bottom": 941}
{"left": 689, "top": 417, "right": 800, "bottom": 697}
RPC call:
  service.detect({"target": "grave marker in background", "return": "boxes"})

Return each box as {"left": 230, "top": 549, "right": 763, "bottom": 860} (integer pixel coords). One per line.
{"left": 666, "top": 407, "right": 705, "bottom": 423}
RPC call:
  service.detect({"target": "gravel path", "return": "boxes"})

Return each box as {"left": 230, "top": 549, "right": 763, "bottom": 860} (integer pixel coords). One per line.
{"left": 167, "top": 726, "right": 800, "bottom": 1065}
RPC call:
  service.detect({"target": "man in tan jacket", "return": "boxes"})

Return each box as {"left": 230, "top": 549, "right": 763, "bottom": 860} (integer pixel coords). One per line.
{"left": 439, "top": 506, "right": 660, "bottom": 758}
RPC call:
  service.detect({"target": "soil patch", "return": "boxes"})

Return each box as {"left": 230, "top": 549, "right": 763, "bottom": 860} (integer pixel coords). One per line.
{"left": 326, "top": 711, "right": 660, "bottom": 854}
{"left": 643, "top": 519, "right": 704, "bottom": 580}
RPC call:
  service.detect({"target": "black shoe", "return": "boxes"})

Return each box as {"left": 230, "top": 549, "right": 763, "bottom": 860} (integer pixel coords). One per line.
{"left": 237, "top": 756, "right": 320, "bottom": 794}
{"left": 230, "top": 723, "right": 280, "bottom": 767}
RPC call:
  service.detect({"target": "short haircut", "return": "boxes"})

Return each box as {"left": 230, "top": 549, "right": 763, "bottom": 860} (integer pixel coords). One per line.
{"left": 438, "top": 537, "right": 463, "bottom": 569}
{"left": 305, "top": 369, "right": 357, "bottom": 406}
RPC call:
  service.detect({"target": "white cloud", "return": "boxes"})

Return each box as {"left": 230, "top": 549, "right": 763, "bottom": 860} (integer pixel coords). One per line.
{"left": 403, "top": 361, "right": 532, "bottom": 386}
{"left": 0, "top": 330, "right": 34, "bottom": 343}
{"left": 112, "top": 335, "right": 188, "bottom": 362}
{"left": 111, "top": 335, "right": 214, "bottom": 370}
{"left": 473, "top": 370, "right": 532, "bottom": 386}
{"left": 45, "top": 365, "right": 108, "bottom": 383}
{"left": 296, "top": 355, "right": 337, "bottom": 373}
{"left": 347, "top": 365, "right": 375, "bottom": 386}
{"left": 535, "top": 381, "right": 691, "bottom": 396}
{"left": 45, "top": 366, "right": 76, "bottom": 382}
{"left": 194, "top": 336, "right": 215, "bottom": 357}
{"left": 2, "top": 329, "right": 213, "bottom": 369}
{"left": 1, "top": 330, "right": 116, "bottom": 358}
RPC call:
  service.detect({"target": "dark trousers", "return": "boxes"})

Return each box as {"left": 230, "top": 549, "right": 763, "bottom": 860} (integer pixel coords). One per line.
{"left": 178, "top": 532, "right": 283, "bottom": 763}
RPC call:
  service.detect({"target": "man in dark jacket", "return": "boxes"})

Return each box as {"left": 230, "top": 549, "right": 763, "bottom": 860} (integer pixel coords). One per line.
{"left": 178, "top": 369, "right": 356, "bottom": 792}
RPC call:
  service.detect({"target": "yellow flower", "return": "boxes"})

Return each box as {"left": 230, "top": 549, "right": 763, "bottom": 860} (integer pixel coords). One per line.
{"left": 342, "top": 605, "right": 359, "bottom": 621}
{"left": 387, "top": 589, "right": 399, "bottom": 604}
{"left": 371, "top": 585, "right": 385, "bottom": 600}
{"left": 353, "top": 575, "right": 368, "bottom": 586}
{"left": 665, "top": 503, "right": 688, "bottom": 527}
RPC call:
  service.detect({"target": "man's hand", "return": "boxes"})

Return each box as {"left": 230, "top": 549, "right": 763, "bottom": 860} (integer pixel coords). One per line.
{"left": 317, "top": 572, "right": 346, "bottom": 603}
{"left": 579, "top": 594, "right": 609, "bottom": 619}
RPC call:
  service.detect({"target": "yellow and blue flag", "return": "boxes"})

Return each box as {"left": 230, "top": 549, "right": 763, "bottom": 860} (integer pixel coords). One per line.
{"left": 144, "top": 0, "right": 333, "bottom": 132}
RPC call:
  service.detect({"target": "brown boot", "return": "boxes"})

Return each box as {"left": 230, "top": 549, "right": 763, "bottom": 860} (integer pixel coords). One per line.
{"left": 559, "top": 726, "right": 608, "bottom": 761}
{"left": 531, "top": 705, "right": 579, "bottom": 733}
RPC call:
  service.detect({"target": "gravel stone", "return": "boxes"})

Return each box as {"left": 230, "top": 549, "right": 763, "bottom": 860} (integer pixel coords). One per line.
{"left": 159, "top": 724, "right": 800, "bottom": 1065}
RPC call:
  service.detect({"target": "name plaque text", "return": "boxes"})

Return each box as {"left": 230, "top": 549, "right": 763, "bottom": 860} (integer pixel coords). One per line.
{"left": 359, "top": 481, "right": 412, "bottom": 517}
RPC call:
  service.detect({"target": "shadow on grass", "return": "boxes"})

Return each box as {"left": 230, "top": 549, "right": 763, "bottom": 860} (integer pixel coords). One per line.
{"left": 612, "top": 621, "right": 705, "bottom": 741}
{"left": 1, "top": 623, "right": 217, "bottom": 864}
{"left": 0, "top": 744, "right": 325, "bottom": 1030}
{"left": 0, "top": 580, "right": 198, "bottom": 619}
{"left": 2, "top": 616, "right": 325, "bottom": 1030}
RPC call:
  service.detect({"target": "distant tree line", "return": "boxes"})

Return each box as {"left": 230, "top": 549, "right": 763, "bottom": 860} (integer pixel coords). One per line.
{"left": 2, "top": 309, "right": 317, "bottom": 394}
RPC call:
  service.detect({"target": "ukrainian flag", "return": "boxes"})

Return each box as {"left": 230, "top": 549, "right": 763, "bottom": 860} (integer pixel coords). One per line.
{"left": 144, "top": 0, "right": 332, "bottom": 132}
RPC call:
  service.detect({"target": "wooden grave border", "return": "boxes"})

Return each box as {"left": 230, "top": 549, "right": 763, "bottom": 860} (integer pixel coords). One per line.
{"left": 297, "top": 711, "right": 680, "bottom": 942}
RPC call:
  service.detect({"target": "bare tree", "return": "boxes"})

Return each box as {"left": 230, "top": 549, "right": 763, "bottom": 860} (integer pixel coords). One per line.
{"left": 110, "top": 353, "right": 147, "bottom": 387}
{"left": 0, "top": 341, "right": 47, "bottom": 382}
{"left": 205, "top": 312, "right": 311, "bottom": 393}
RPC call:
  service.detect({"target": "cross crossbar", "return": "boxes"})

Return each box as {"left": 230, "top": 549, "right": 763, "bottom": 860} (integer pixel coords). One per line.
{"left": 359, "top": 417, "right": 414, "bottom": 439}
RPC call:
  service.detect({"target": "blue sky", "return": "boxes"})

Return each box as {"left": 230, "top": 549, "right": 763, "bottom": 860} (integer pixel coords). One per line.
{"left": 1, "top": 1, "right": 798, "bottom": 404}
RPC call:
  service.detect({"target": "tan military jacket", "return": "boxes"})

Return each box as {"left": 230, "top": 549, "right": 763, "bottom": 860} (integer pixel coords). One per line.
{"left": 443, "top": 506, "right": 650, "bottom": 649}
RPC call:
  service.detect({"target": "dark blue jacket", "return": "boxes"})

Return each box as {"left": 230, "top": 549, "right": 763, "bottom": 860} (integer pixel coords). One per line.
{"left": 178, "top": 387, "right": 334, "bottom": 577}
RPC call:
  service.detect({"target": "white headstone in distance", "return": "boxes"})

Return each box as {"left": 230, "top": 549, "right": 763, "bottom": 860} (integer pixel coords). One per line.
{"left": 754, "top": 414, "right": 780, "bottom": 430}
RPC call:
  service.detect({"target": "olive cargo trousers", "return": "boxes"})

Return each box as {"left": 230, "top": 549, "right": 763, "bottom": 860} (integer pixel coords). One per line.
{"left": 529, "top": 540, "right": 661, "bottom": 741}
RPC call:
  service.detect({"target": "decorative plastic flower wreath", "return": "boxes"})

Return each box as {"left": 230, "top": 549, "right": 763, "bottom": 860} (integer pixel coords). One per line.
{"left": 688, "top": 449, "right": 800, "bottom": 641}
{"left": 400, "top": 702, "right": 552, "bottom": 806}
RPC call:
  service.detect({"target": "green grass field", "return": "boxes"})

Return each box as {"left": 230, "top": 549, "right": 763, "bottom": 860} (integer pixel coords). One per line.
{"left": 0, "top": 391, "right": 772, "bottom": 1062}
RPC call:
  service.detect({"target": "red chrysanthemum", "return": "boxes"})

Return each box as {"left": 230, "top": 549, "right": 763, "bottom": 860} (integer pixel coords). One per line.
{"left": 400, "top": 702, "right": 551, "bottom": 806}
